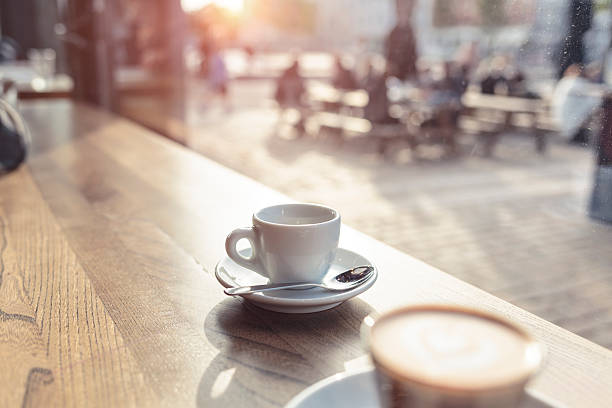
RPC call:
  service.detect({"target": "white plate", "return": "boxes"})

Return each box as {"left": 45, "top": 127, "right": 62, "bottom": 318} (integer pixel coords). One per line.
{"left": 215, "top": 247, "right": 378, "bottom": 313}
{"left": 286, "top": 367, "right": 561, "bottom": 408}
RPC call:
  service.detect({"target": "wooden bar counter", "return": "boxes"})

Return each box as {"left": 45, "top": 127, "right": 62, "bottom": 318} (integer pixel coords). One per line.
{"left": 1, "top": 100, "right": 610, "bottom": 407}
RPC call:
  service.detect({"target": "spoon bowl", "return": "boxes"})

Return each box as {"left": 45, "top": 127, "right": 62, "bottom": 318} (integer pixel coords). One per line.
{"left": 224, "top": 265, "right": 375, "bottom": 296}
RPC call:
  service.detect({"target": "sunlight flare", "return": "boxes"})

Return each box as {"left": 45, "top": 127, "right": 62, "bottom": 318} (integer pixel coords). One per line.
{"left": 181, "top": 0, "right": 244, "bottom": 13}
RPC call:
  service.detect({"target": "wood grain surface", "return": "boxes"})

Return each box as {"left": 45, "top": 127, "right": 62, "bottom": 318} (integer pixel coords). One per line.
{"left": 0, "top": 100, "right": 610, "bottom": 407}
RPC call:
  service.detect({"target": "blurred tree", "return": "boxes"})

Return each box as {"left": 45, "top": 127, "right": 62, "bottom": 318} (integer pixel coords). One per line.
{"left": 386, "top": 0, "right": 417, "bottom": 80}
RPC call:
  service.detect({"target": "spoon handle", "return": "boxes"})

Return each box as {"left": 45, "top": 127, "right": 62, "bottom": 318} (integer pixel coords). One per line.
{"left": 224, "top": 282, "right": 321, "bottom": 296}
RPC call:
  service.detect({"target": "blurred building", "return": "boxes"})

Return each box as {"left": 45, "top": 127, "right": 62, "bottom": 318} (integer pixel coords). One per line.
{"left": 415, "top": 0, "right": 537, "bottom": 59}
{"left": 236, "top": 0, "right": 395, "bottom": 50}
{"left": 313, "top": 0, "right": 395, "bottom": 48}
{"left": 228, "top": 0, "right": 564, "bottom": 61}
{"left": 0, "top": 0, "right": 67, "bottom": 71}
{"left": 518, "top": 0, "right": 567, "bottom": 79}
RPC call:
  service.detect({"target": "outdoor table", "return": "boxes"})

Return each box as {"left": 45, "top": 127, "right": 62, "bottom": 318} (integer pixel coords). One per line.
{"left": 307, "top": 82, "right": 368, "bottom": 110}
{"left": 0, "top": 100, "right": 610, "bottom": 407}
{"left": 461, "top": 91, "right": 548, "bottom": 115}
{"left": 459, "top": 91, "right": 553, "bottom": 154}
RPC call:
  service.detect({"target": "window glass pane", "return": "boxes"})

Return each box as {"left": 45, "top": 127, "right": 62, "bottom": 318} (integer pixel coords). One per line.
{"left": 132, "top": 0, "right": 612, "bottom": 349}
{"left": 8, "top": 0, "right": 609, "bottom": 350}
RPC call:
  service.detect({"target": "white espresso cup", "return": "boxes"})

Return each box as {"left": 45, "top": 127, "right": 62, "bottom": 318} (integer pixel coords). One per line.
{"left": 225, "top": 203, "right": 341, "bottom": 283}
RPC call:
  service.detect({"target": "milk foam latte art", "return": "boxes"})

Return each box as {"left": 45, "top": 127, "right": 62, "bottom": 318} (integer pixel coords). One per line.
{"left": 364, "top": 305, "right": 544, "bottom": 408}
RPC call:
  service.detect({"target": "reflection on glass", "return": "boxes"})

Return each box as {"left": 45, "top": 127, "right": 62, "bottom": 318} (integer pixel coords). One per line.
{"left": 73, "top": 0, "right": 612, "bottom": 350}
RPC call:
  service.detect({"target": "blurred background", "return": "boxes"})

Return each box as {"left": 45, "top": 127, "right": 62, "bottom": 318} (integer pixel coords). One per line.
{"left": 1, "top": 0, "right": 612, "bottom": 349}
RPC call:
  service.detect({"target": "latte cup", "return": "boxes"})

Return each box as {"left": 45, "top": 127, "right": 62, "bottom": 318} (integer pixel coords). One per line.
{"left": 361, "top": 305, "right": 544, "bottom": 408}
{"left": 225, "top": 203, "right": 340, "bottom": 283}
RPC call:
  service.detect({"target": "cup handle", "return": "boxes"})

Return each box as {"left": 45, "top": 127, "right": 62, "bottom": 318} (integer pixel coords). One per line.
{"left": 225, "top": 227, "right": 261, "bottom": 273}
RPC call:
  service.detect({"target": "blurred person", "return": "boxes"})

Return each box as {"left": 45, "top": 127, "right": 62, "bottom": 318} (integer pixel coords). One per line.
{"left": 385, "top": 0, "right": 417, "bottom": 81}
{"left": 363, "top": 65, "right": 398, "bottom": 125}
{"left": 244, "top": 44, "right": 255, "bottom": 75}
{"left": 244, "top": 44, "right": 255, "bottom": 59}
{"left": 438, "top": 62, "right": 469, "bottom": 98}
{"left": 427, "top": 62, "right": 466, "bottom": 122}
{"left": 477, "top": 55, "right": 539, "bottom": 99}
{"left": 479, "top": 72, "right": 500, "bottom": 95}
{"left": 507, "top": 70, "right": 527, "bottom": 97}
{"left": 505, "top": 69, "right": 539, "bottom": 99}
{"left": 454, "top": 41, "right": 480, "bottom": 76}
{"left": 275, "top": 59, "right": 305, "bottom": 109}
{"left": 332, "top": 56, "right": 359, "bottom": 90}
{"left": 418, "top": 61, "right": 468, "bottom": 107}
{"left": 275, "top": 58, "right": 307, "bottom": 135}
{"left": 362, "top": 59, "right": 380, "bottom": 90}
{"left": 416, "top": 58, "right": 435, "bottom": 88}
{"left": 557, "top": 0, "right": 593, "bottom": 79}
{"left": 502, "top": 55, "right": 539, "bottom": 99}
{"left": 552, "top": 63, "right": 602, "bottom": 145}
{"left": 353, "top": 37, "right": 373, "bottom": 83}
{"left": 208, "top": 46, "right": 230, "bottom": 110}
{"left": 478, "top": 56, "right": 509, "bottom": 95}
{"left": 412, "top": 61, "right": 467, "bottom": 155}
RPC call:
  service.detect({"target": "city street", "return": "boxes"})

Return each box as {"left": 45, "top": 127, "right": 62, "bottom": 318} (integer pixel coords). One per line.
{"left": 185, "top": 79, "right": 612, "bottom": 348}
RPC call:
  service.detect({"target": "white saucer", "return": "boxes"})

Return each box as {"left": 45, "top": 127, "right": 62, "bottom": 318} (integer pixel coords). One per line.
{"left": 285, "top": 367, "right": 561, "bottom": 408}
{"left": 215, "top": 247, "right": 377, "bottom": 313}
